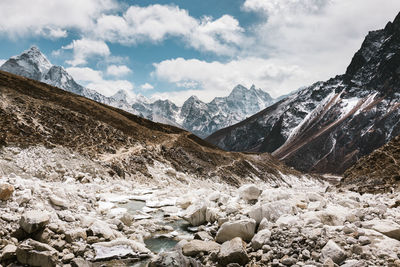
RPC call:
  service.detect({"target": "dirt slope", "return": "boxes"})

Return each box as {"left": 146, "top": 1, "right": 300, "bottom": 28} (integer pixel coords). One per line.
{"left": 340, "top": 135, "right": 400, "bottom": 193}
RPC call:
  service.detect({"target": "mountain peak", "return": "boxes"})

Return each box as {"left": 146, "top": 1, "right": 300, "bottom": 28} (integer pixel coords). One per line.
{"left": 112, "top": 89, "right": 128, "bottom": 102}
{"left": 1, "top": 46, "right": 52, "bottom": 80}
{"left": 232, "top": 84, "right": 248, "bottom": 92}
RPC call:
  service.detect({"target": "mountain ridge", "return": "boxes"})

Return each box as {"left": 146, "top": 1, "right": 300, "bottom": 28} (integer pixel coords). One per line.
{"left": 0, "top": 48, "right": 275, "bottom": 138}
{"left": 207, "top": 12, "right": 400, "bottom": 174}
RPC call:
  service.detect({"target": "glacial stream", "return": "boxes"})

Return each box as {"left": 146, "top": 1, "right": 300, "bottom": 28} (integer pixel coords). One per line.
{"left": 119, "top": 199, "right": 193, "bottom": 266}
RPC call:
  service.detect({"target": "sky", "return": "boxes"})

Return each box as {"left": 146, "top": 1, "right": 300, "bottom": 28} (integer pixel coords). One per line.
{"left": 0, "top": 0, "right": 399, "bottom": 105}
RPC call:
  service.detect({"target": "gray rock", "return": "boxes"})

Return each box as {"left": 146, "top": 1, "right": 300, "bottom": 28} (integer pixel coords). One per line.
{"left": 238, "top": 184, "right": 261, "bottom": 201}
{"left": 218, "top": 237, "right": 249, "bottom": 266}
{"left": 148, "top": 250, "right": 202, "bottom": 267}
{"left": 363, "top": 219, "right": 400, "bottom": 240}
{"left": 182, "top": 202, "right": 207, "bottom": 226}
{"left": 0, "top": 244, "right": 17, "bottom": 260}
{"left": 358, "top": 236, "right": 370, "bottom": 246}
{"left": 19, "top": 210, "right": 50, "bottom": 234}
{"left": 216, "top": 218, "right": 256, "bottom": 243}
{"left": 65, "top": 228, "right": 87, "bottom": 243}
{"left": 89, "top": 220, "right": 114, "bottom": 240}
{"left": 281, "top": 256, "right": 296, "bottom": 266}
{"left": 16, "top": 239, "right": 58, "bottom": 267}
{"left": 251, "top": 229, "right": 271, "bottom": 250}
{"left": 70, "top": 257, "right": 91, "bottom": 267}
{"left": 182, "top": 240, "right": 220, "bottom": 256}
{"left": 194, "top": 231, "right": 213, "bottom": 241}
{"left": 320, "top": 240, "right": 346, "bottom": 264}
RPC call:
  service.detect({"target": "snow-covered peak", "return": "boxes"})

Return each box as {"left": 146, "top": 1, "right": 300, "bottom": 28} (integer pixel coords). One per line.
{"left": 1, "top": 46, "right": 52, "bottom": 80}
{"left": 112, "top": 89, "right": 128, "bottom": 102}
{"left": 17, "top": 46, "right": 52, "bottom": 74}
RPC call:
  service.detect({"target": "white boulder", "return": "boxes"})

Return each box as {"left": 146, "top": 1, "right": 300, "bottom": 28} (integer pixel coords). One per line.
{"left": 216, "top": 218, "right": 256, "bottom": 243}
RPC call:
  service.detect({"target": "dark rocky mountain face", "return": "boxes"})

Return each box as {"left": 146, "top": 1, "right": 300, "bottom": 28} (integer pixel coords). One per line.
{"left": 0, "top": 70, "right": 297, "bottom": 185}
{"left": 207, "top": 12, "right": 400, "bottom": 174}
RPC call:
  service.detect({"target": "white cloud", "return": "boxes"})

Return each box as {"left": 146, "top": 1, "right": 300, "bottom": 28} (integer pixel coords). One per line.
{"left": 152, "top": 57, "right": 307, "bottom": 104}
{"left": 94, "top": 4, "right": 244, "bottom": 55}
{"left": 140, "top": 83, "right": 154, "bottom": 91}
{"left": 0, "top": 0, "right": 118, "bottom": 39}
{"left": 106, "top": 65, "right": 132, "bottom": 77}
{"left": 241, "top": 0, "right": 400, "bottom": 88}
{"left": 0, "top": 59, "right": 6, "bottom": 66}
{"left": 66, "top": 66, "right": 133, "bottom": 96}
{"left": 62, "top": 39, "right": 110, "bottom": 66}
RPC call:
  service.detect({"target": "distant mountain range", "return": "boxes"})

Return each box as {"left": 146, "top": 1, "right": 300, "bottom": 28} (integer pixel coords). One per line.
{"left": 0, "top": 47, "right": 274, "bottom": 138}
{"left": 207, "top": 12, "right": 400, "bottom": 174}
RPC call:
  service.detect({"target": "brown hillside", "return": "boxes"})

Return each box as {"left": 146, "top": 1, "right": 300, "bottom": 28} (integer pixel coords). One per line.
{"left": 0, "top": 70, "right": 297, "bottom": 186}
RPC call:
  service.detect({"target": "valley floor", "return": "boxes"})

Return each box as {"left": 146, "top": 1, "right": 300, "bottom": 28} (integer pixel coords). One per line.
{"left": 1, "top": 146, "right": 400, "bottom": 267}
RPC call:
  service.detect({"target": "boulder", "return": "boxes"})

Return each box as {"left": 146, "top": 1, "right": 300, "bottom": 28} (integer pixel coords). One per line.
{"left": 251, "top": 229, "right": 271, "bottom": 250}
{"left": 16, "top": 239, "right": 58, "bottom": 267}
{"left": 0, "top": 183, "right": 14, "bottom": 200}
{"left": 49, "top": 195, "right": 69, "bottom": 208}
{"left": 70, "top": 258, "right": 91, "bottom": 267}
{"left": 205, "top": 207, "right": 219, "bottom": 223}
{"left": 148, "top": 250, "right": 202, "bottom": 267}
{"left": 89, "top": 220, "right": 114, "bottom": 240}
{"left": 248, "top": 200, "right": 296, "bottom": 223}
{"left": 363, "top": 219, "right": 400, "bottom": 240}
{"left": 218, "top": 237, "right": 249, "bottom": 266}
{"left": 16, "top": 189, "right": 32, "bottom": 205}
{"left": 0, "top": 244, "right": 17, "bottom": 260}
{"left": 238, "top": 184, "right": 261, "bottom": 201}
{"left": 182, "top": 202, "right": 207, "bottom": 226}
{"left": 276, "top": 214, "right": 299, "bottom": 227}
{"left": 182, "top": 240, "right": 220, "bottom": 256}
{"left": 320, "top": 240, "right": 346, "bottom": 264}
{"left": 65, "top": 228, "right": 87, "bottom": 243}
{"left": 19, "top": 210, "right": 50, "bottom": 234}
{"left": 216, "top": 219, "right": 256, "bottom": 243}
{"left": 257, "top": 218, "right": 269, "bottom": 231}
{"left": 194, "top": 231, "right": 214, "bottom": 241}
{"left": 92, "top": 238, "right": 150, "bottom": 260}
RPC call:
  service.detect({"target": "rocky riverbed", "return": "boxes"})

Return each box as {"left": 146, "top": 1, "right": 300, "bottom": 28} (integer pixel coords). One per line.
{"left": 1, "top": 146, "right": 400, "bottom": 267}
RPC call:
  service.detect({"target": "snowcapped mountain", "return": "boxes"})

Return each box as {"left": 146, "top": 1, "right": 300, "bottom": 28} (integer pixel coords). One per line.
{"left": 0, "top": 47, "right": 275, "bottom": 138}
{"left": 207, "top": 12, "right": 400, "bottom": 174}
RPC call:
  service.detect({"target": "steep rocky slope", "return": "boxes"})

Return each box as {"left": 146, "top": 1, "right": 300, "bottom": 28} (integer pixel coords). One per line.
{"left": 340, "top": 134, "right": 400, "bottom": 194}
{"left": 207, "top": 12, "right": 400, "bottom": 174}
{"left": 0, "top": 48, "right": 274, "bottom": 138}
{"left": 0, "top": 70, "right": 296, "bottom": 186}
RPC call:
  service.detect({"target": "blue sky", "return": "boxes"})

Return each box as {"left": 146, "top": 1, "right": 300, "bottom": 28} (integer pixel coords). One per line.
{"left": 0, "top": 0, "right": 400, "bottom": 105}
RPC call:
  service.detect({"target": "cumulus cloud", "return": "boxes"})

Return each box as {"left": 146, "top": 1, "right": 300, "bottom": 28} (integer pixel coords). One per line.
{"left": 94, "top": 4, "right": 244, "bottom": 55}
{"left": 106, "top": 65, "right": 132, "bottom": 77}
{"left": 0, "top": 0, "right": 118, "bottom": 39}
{"left": 140, "top": 83, "right": 154, "bottom": 91}
{"left": 66, "top": 66, "right": 133, "bottom": 96}
{"left": 152, "top": 57, "right": 307, "bottom": 104}
{"left": 62, "top": 39, "right": 110, "bottom": 66}
{"left": 241, "top": 0, "right": 400, "bottom": 85}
